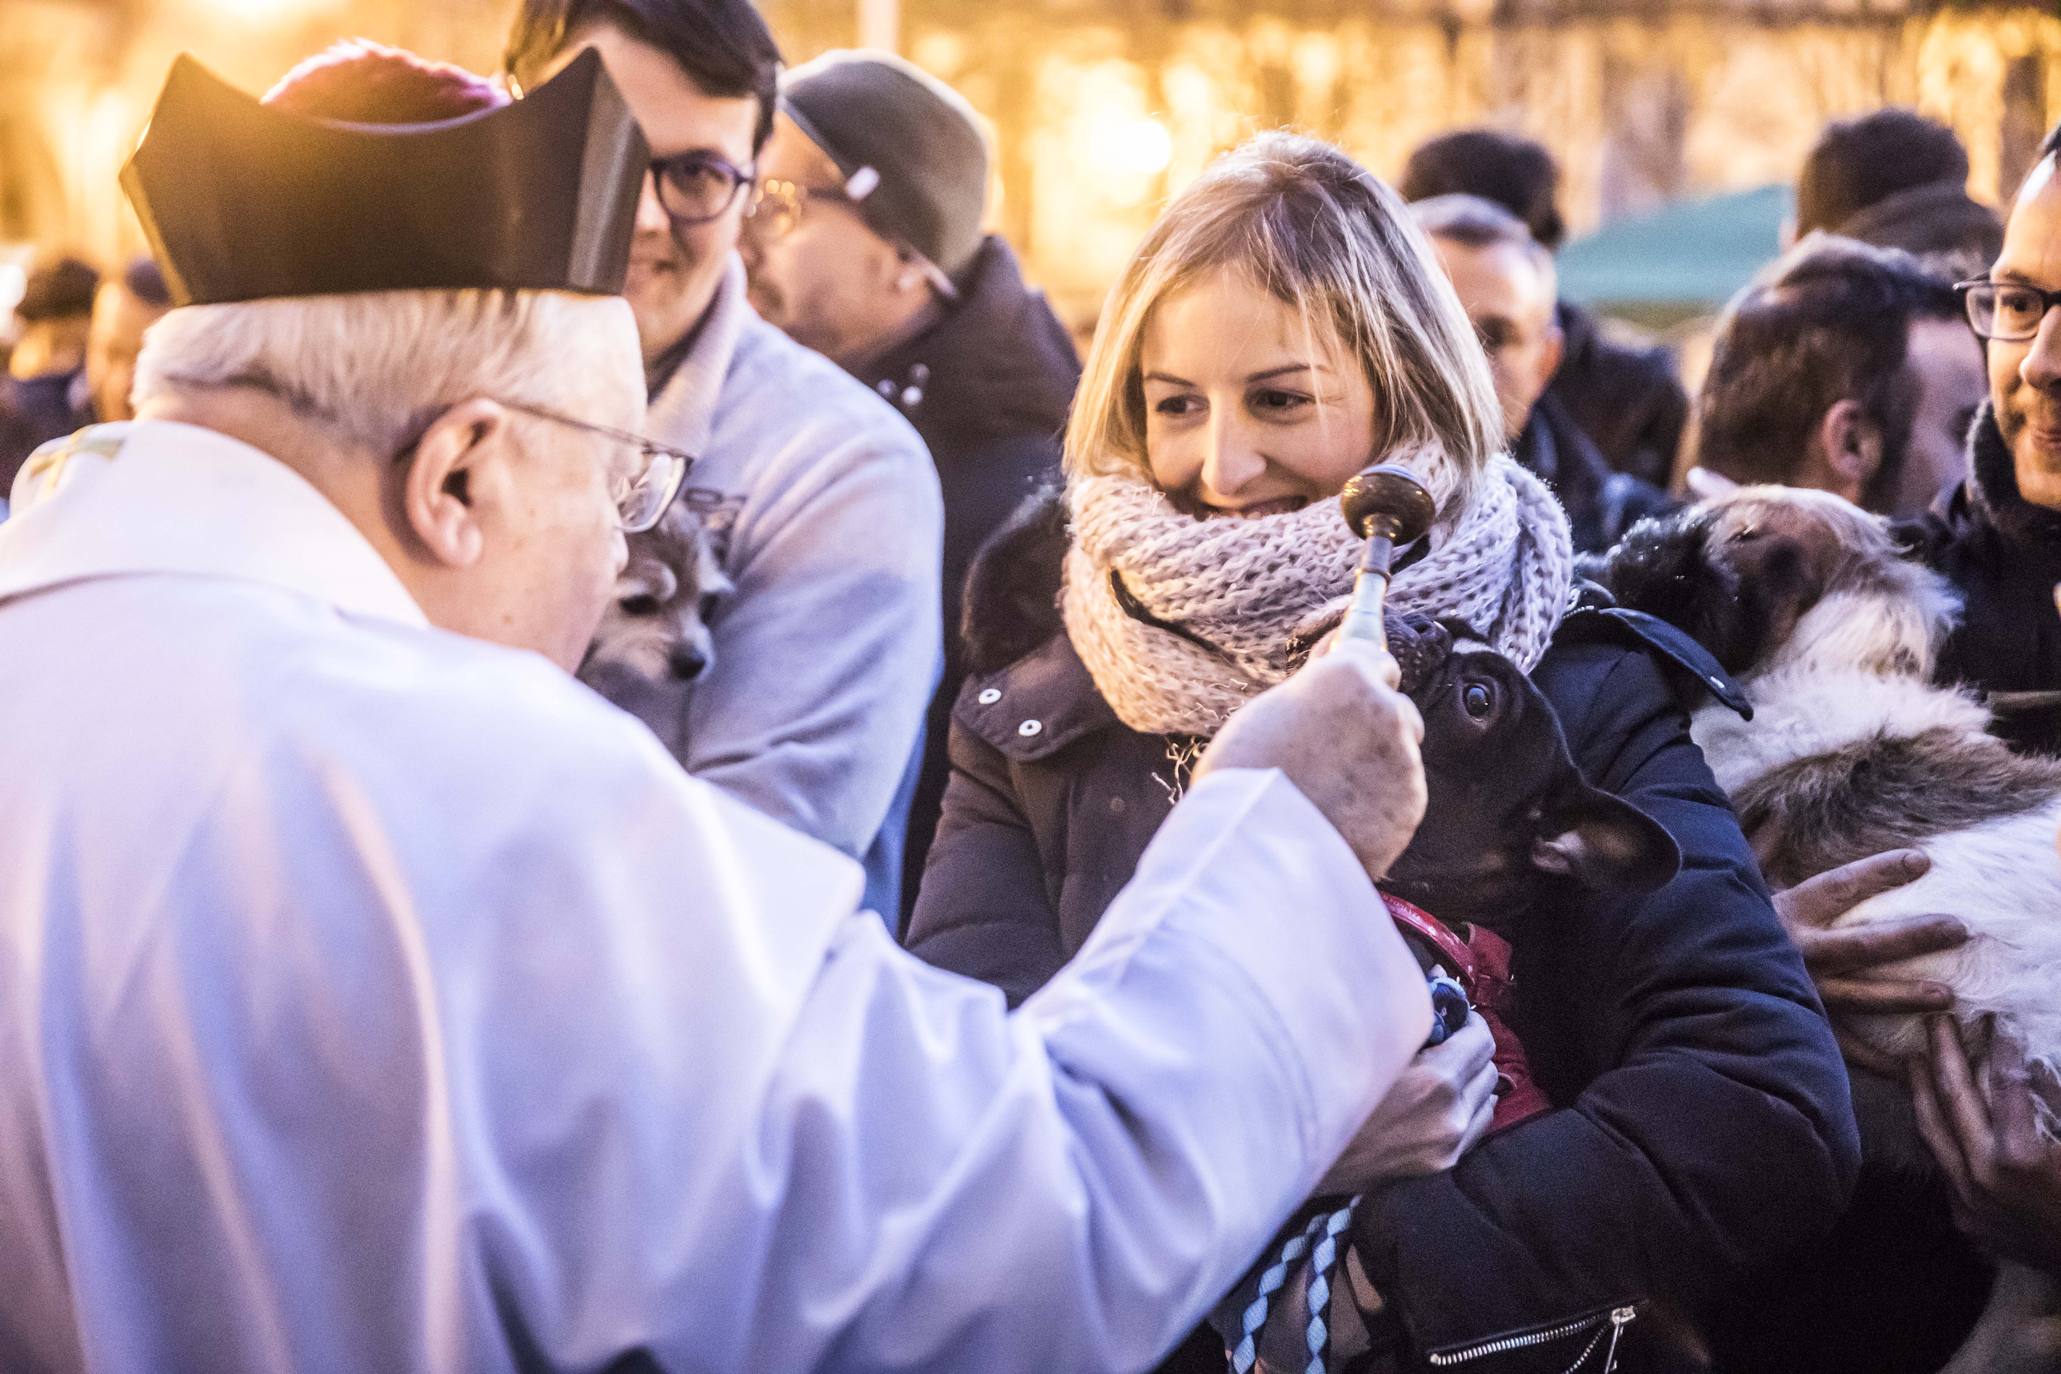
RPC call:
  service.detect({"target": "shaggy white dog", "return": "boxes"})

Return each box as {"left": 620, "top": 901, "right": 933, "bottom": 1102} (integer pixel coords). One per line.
{"left": 1603, "top": 486, "right": 2061, "bottom": 1122}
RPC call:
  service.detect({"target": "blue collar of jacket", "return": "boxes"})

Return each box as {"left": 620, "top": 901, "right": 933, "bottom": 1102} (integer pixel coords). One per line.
{"left": 1558, "top": 583, "right": 1754, "bottom": 719}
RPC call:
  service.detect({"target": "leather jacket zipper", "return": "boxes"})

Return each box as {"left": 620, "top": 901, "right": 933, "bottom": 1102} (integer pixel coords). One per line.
{"left": 1427, "top": 1304, "right": 1637, "bottom": 1371}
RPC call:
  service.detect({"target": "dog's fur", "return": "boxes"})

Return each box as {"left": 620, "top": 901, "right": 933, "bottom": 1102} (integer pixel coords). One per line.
{"left": 1601, "top": 486, "right": 2061, "bottom": 1097}
{"left": 1601, "top": 487, "right": 2061, "bottom": 1368}
{"left": 578, "top": 501, "right": 732, "bottom": 689}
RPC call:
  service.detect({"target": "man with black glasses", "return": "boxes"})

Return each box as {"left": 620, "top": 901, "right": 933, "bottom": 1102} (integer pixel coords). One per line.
{"left": 1875, "top": 119, "right": 2061, "bottom": 1374}
{"left": 1911, "top": 121, "right": 2061, "bottom": 760}
{"left": 505, "top": 0, "right": 943, "bottom": 921}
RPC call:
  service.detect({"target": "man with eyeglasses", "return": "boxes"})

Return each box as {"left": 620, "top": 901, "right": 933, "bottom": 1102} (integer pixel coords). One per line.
{"left": 0, "top": 39, "right": 1452, "bottom": 1374}
{"left": 1884, "top": 113, "right": 2061, "bottom": 1373}
{"left": 505, "top": 0, "right": 944, "bottom": 921}
{"left": 740, "top": 51, "right": 1080, "bottom": 921}
{"left": 1909, "top": 119, "right": 2061, "bottom": 760}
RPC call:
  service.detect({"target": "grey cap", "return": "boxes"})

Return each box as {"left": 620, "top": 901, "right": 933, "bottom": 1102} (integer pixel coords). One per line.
{"left": 779, "top": 50, "right": 989, "bottom": 280}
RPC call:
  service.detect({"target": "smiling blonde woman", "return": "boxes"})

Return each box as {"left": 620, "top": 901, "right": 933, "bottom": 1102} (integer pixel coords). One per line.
{"left": 1059, "top": 135, "right": 1570, "bottom": 737}
{"left": 904, "top": 131, "right": 1857, "bottom": 1373}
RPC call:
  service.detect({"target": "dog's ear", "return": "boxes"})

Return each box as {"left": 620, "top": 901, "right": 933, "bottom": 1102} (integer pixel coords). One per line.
{"left": 1597, "top": 511, "right": 1734, "bottom": 650}
{"left": 1531, "top": 783, "right": 1682, "bottom": 895}
{"left": 691, "top": 525, "right": 734, "bottom": 602}
{"left": 616, "top": 557, "right": 680, "bottom": 613}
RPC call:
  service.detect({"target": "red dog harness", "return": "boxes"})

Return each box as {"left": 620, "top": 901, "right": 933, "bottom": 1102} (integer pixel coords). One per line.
{"left": 1380, "top": 892, "right": 1550, "bottom": 1134}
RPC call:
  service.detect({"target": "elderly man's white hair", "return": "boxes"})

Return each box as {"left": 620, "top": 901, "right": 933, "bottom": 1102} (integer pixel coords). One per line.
{"left": 133, "top": 288, "right": 643, "bottom": 456}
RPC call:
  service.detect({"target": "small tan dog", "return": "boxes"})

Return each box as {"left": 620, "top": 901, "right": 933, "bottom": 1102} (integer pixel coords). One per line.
{"left": 578, "top": 500, "right": 731, "bottom": 689}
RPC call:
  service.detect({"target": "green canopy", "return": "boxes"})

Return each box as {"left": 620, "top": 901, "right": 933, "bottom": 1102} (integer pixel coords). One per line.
{"left": 1557, "top": 184, "right": 1792, "bottom": 328}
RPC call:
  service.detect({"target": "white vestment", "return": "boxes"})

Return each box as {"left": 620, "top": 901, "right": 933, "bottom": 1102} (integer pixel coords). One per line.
{"left": 0, "top": 420, "right": 1429, "bottom": 1374}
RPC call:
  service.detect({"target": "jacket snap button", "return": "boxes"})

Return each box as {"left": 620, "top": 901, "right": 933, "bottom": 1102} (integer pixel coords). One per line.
{"left": 977, "top": 687, "right": 1002, "bottom": 705}
{"left": 1018, "top": 719, "right": 1043, "bottom": 738}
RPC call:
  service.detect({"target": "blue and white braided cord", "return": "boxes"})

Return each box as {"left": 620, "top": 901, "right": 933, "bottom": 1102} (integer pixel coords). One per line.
{"left": 1301, "top": 1205, "right": 1354, "bottom": 1373}
{"left": 1229, "top": 1211, "right": 1324, "bottom": 1373}
{"left": 1228, "top": 1200, "right": 1359, "bottom": 1373}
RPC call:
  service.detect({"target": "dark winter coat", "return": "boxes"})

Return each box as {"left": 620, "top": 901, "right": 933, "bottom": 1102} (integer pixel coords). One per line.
{"left": 905, "top": 502, "right": 1860, "bottom": 1371}
{"left": 857, "top": 235, "right": 1079, "bottom": 920}
{"left": 1547, "top": 302, "right": 1688, "bottom": 492}
{"left": 1902, "top": 401, "right": 2061, "bottom": 755}
{"left": 1513, "top": 391, "right": 1676, "bottom": 556}
{"left": 1703, "top": 1164, "right": 1995, "bottom": 1374}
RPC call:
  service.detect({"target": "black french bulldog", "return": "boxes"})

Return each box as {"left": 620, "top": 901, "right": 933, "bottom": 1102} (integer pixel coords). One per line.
{"left": 1382, "top": 614, "right": 1681, "bottom": 932}
{"left": 1227, "top": 617, "right": 1684, "bottom": 1369}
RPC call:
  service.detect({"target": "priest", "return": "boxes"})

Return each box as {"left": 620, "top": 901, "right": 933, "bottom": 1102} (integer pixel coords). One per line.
{"left": 0, "top": 42, "right": 1442, "bottom": 1373}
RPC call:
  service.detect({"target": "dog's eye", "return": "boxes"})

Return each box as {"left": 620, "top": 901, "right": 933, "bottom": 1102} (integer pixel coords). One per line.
{"left": 1463, "top": 682, "right": 1494, "bottom": 719}
{"left": 620, "top": 594, "right": 663, "bottom": 617}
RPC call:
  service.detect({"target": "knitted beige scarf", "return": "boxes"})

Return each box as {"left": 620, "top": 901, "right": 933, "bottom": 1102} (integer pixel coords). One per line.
{"left": 1061, "top": 445, "right": 1574, "bottom": 737}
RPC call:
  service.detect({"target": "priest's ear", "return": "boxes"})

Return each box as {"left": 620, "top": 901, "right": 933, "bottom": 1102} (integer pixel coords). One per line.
{"left": 400, "top": 398, "right": 516, "bottom": 567}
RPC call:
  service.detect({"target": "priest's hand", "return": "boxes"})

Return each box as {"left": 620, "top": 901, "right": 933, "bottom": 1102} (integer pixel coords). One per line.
{"left": 1195, "top": 639, "right": 1427, "bottom": 883}
{"left": 1317, "top": 1013, "right": 1498, "bottom": 1193}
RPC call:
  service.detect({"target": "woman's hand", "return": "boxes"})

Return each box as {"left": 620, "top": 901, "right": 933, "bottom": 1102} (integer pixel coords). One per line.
{"left": 1318, "top": 1012, "right": 1497, "bottom": 1193}
{"left": 1770, "top": 849, "right": 1969, "bottom": 1074}
{"left": 1908, "top": 1017, "right": 2061, "bottom": 1274}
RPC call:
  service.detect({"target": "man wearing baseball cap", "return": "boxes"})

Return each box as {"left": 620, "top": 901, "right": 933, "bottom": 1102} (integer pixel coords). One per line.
{"left": 744, "top": 50, "right": 1079, "bottom": 915}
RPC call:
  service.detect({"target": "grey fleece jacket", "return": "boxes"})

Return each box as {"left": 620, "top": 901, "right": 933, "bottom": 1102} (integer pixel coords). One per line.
{"left": 601, "top": 258, "right": 942, "bottom": 916}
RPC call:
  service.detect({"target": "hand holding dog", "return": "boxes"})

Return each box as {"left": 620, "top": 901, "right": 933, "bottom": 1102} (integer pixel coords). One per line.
{"left": 1770, "top": 848, "right": 1970, "bottom": 1075}
{"left": 1318, "top": 1013, "right": 1498, "bottom": 1192}
{"left": 1196, "top": 639, "right": 1428, "bottom": 883}
{"left": 1909, "top": 1019, "right": 2061, "bottom": 1275}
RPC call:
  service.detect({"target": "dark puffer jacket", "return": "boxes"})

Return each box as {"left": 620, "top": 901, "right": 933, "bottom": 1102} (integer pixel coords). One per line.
{"left": 1513, "top": 392, "right": 1675, "bottom": 556}
{"left": 905, "top": 501, "right": 1859, "bottom": 1371}
{"left": 856, "top": 236, "right": 1079, "bottom": 920}
{"left": 1902, "top": 400, "right": 2061, "bottom": 755}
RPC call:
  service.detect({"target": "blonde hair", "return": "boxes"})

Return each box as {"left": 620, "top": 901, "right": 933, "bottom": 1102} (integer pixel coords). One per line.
{"left": 133, "top": 289, "right": 643, "bottom": 456}
{"left": 1067, "top": 132, "right": 1504, "bottom": 495}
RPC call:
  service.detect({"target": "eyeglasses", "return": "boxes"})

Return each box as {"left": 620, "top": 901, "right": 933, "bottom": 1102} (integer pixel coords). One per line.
{"left": 748, "top": 176, "right": 962, "bottom": 302}
{"left": 746, "top": 176, "right": 860, "bottom": 243}
{"left": 650, "top": 151, "right": 756, "bottom": 226}
{"left": 495, "top": 398, "right": 693, "bottom": 533}
{"left": 1957, "top": 278, "right": 2061, "bottom": 342}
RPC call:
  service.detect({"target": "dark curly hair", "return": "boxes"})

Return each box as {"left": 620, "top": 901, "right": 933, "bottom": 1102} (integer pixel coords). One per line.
{"left": 503, "top": 0, "right": 781, "bottom": 153}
